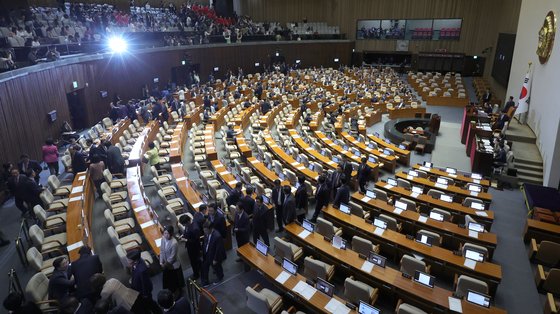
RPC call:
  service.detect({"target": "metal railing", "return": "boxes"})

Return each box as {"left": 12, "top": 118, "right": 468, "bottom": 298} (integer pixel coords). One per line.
{"left": 15, "top": 219, "right": 30, "bottom": 266}
{"left": 186, "top": 278, "right": 224, "bottom": 314}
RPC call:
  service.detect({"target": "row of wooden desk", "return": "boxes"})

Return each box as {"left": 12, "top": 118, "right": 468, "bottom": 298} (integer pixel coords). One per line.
{"left": 367, "top": 134, "right": 411, "bottom": 166}
{"left": 66, "top": 171, "right": 95, "bottom": 261}
{"left": 388, "top": 107, "right": 427, "bottom": 119}
{"left": 411, "top": 164, "right": 491, "bottom": 189}
{"left": 339, "top": 131, "right": 397, "bottom": 172}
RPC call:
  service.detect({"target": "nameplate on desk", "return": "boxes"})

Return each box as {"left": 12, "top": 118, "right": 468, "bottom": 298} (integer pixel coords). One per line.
{"left": 468, "top": 230, "right": 479, "bottom": 239}
{"left": 71, "top": 186, "right": 84, "bottom": 194}
{"left": 361, "top": 196, "right": 371, "bottom": 203}
{"left": 410, "top": 192, "right": 420, "bottom": 198}
{"left": 78, "top": 175, "right": 86, "bottom": 181}
{"left": 171, "top": 164, "right": 182, "bottom": 168}
{"left": 174, "top": 177, "right": 186, "bottom": 183}
{"left": 290, "top": 162, "right": 298, "bottom": 166}
{"left": 325, "top": 298, "right": 350, "bottom": 314}
{"left": 470, "top": 191, "right": 479, "bottom": 197}
{"left": 170, "top": 148, "right": 179, "bottom": 152}
{"left": 67, "top": 241, "right": 84, "bottom": 252}
{"left": 292, "top": 281, "right": 316, "bottom": 300}
{"left": 155, "top": 237, "right": 162, "bottom": 247}
{"left": 140, "top": 220, "right": 155, "bottom": 229}
{"left": 380, "top": 153, "right": 387, "bottom": 158}
{"left": 473, "top": 179, "right": 481, "bottom": 184}
{"left": 250, "top": 159, "right": 259, "bottom": 164}
{"left": 275, "top": 271, "right": 291, "bottom": 284}
{"left": 296, "top": 166, "right": 305, "bottom": 170}
{"left": 131, "top": 194, "right": 143, "bottom": 201}
{"left": 393, "top": 208, "right": 403, "bottom": 215}
{"left": 204, "top": 136, "right": 212, "bottom": 140}
{"left": 435, "top": 183, "right": 448, "bottom": 189}
{"left": 170, "top": 141, "right": 178, "bottom": 144}
{"left": 298, "top": 230, "right": 311, "bottom": 239}
{"left": 448, "top": 297, "right": 463, "bottom": 313}
{"left": 361, "top": 260, "right": 374, "bottom": 273}
{"left": 292, "top": 134, "right": 300, "bottom": 139}
{"left": 475, "top": 211, "right": 488, "bottom": 217}
{"left": 464, "top": 259, "right": 477, "bottom": 270}
{"left": 134, "top": 205, "right": 147, "bottom": 213}
{"left": 418, "top": 216, "right": 428, "bottom": 223}
{"left": 217, "top": 171, "right": 228, "bottom": 176}
{"left": 419, "top": 166, "right": 430, "bottom": 171}
{"left": 69, "top": 195, "right": 83, "bottom": 203}
{"left": 449, "top": 174, "right": 457, "bottom": 178}
{"left": 373, "top": 227, "right": 385, "bottom": 236}
{"left": 341, "top": 150, "right": 348, "bottom": 154}
{"left": 385, "top": 184, "right": 394, "bottom": 190}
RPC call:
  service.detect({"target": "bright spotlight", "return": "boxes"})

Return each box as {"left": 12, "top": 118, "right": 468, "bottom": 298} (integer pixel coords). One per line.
{"left": 108, "top": 36, "right": 127, "bottom": 53}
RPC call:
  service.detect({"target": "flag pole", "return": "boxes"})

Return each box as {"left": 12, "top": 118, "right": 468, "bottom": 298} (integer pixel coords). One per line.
{"left": 516, "top": 62, "right": 532, "bottom": 125}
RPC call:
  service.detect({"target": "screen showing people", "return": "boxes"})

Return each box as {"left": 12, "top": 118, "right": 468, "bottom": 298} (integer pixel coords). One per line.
{"left": 316, "top": 277, "right": 334, "bottom": 297}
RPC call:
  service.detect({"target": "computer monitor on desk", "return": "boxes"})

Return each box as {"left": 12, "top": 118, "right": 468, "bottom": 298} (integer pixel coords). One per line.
{"left": 408, "top": 170, "right": 419, "bottom": 177}
{"left": 471, "top": 173, "right": 483, "bottom": 180}
{"left": 470, "top": 202, "right": 485, "bottom": 210}
{"left": 429, "top": 211, "right": 444, "bottom": 221}
{"left": 465, "top": 249, "right": 485, "bottom": 262}
{"left": 416, "top": 233, "right": 433, "bottom": 246}
{"left": 282, "top": 258, "right": 298, "bottom": 275}
{"left": 368, "top": 251, "right": 386, "bottom": 268}
{"left": 468, "top": 185, "right": 482, "bottom": 192}
{"left": 436, "top": 178, "right": 448, "bottom": 185}
{"left": 387, "top": 178, "right": 398, "bottom": 186}
{"left": 368, "top": 156, "right": 377, "bottom": 163}
{"left": 414, "top": 270, "right": 435, "bottom": 288}
{"left": 423, "top": 161, "right": 433, "bottom": 168}
{"left": 395, "top": 200, "right": 408, "bottom": 210}
{"left": 440, "top": 194, "right": 453, "bottom": 203}
{"left": 358, "top": 301, "right": 380, "bottom": 314}
{"left": 302, "top": 219, "right": 315, "bottom": 233}
{"left": 373, "top": 218, "right": 387, "bottom": 230}
{"left": 316, "top": 277, "right": 334, "bottom": 297}
{"left": 256, "top": 240, "right": 268, "bottom": 256}
{"left": 339, "top": 203, "right": 350, "bottom": 214}
{"left": 467, "top": 290, "right": 491, "bottom": 308}
{"left": 445, "top": 167, "right": 457, "bottom": 174}
{"left": 468, "top": 222, "right": 485, "bottom": 233}
{"left": 365, "top": 190, "right": 376, "bottom": 199}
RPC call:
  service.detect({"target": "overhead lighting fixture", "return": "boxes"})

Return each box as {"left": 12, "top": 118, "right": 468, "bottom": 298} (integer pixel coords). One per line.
{"left": 108, "top": 36, "right": 128, "bottom": 53}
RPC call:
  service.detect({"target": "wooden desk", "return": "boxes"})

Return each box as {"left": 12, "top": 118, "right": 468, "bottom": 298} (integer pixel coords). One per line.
{"left": 128, "top": 121, "right": 158, "bottom": 167}
{"left": 246, "top": 157, "right": 290, "bottom": 187}
{"left": 524, "top": 219, "right": 560, "bottom": 243}
{"left": 319, "top": 207, "right": 502, "bottom": 296}
{"left": 412, "top": 164, "right": 491, "bottom": 189}
{"left": 366, "top": 134, "right": 411, "bottom": 166}
{"left": 374, "top": 181, "right": 494, "bottom": 229}
{"left": 395, "top": 172, "right": 493, "bottom": 205}
{"left": 66, "top": 171, "right": 95, "bottom": 261}
{"left": 237, "top": 244, "right": 358, "bottom": 314}
{"left": 126, "top": 166, "right": 163, "bottom": 255}
{"left": 203, "top": 124, "right": 218, "bottom": 161}
{"left": 168, "top": 122, "right": 186, "bottom": 164}
{"left": 234, "top": 126, "right": 252, "bottom": 158}
{"left": 211, "top": 160, "right": 239, "bottom": 190}
{"left": 388, "top": 107, "right": 427, "bottom": 119}
{"left": 103, "top": 119, "right": 131, "bottom": 145}
{"left": 339, "top": 132, "right": 397, "bottom": 172}
{"left": 284, "top": 223, "right": 505, "bottom": 313}
{"left": 350, "top": 193, "right": 497, "bottom": 257}
{"left": 426, "top": 96, "right": 469, "bottom": 107}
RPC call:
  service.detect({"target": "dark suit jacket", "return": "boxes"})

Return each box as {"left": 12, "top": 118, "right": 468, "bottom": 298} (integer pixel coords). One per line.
{"left": 17, "top": 160, "right": 42, "bottom": 176}
{"left": 226, "top": 188, "right": 243, "bottom": 206}
{"left": 203, "top": 229, "right": 226, "bottom": 263}
{"left": 69, "top": 254, "right": 103, "bottom": 299}
{"left": 106, "top": 146, "right": 125, "bottom": 174}
{"left": 282, "top": 195, "right": 296, "bottom": 224}
{"left": 48, "top": 269, "right": 74, "bottom": 301}
{"left": 271, "top": 187, "right": 284, "bottom": 208}
{"left": 88, "top": 145, "right": 107, "bottom": 162}
{"left": 252, "top": 203, "right": 268, "bottom": 231}
{"left": 7, "top": 175, "right": 27, "bottom": 199}
{"left": 208, "top": 212, "right": 227, "bottom": 239}
{"left": 315, "top": 183, "right": 331, "bottom": 211}
{"left": 240, "top": 195, "right": 256, "bottom": 216}
{"left": 295, "top": 186, "right": 308, "bottom": 211}
{"left": 71, "top": 151, "right": 88, "bottom": 174}
{"left": 233, "top": 211, "right": 251, "bottom": 244}
{"left": 333, "top": 184, "right": 350, "bottom": 208}
{"left": 357, "top": 163, "right": 371, "bottom": 183}
{"left": 20, "top": 176, "right": 43, "bottom": 207}
{"left": 165, "top": 297, "right": 191, "bottom": 314}
{"left": 193, "top": 211, "right": 206, "bottom": 231}
{"left": 130, "top": 259, "right": 152, "bottom": 298}
{"left": 341, "top": 162, "right": 353, "bottom": 181}
{"left": 183, "top": 222, "right": 202, "bottom": 254}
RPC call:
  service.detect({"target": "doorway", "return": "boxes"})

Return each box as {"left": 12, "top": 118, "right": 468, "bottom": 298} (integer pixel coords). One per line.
{"left": 66, "top": 88, "right": 88, "bottom": 130}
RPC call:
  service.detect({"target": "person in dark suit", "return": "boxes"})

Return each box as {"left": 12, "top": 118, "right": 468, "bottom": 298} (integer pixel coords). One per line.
{"left": 329, "top": 165, "right": 344, "bottom": 199}
{"left": 157, "top": 289, "right": 191, "bottom": 314}
{"left": 226, "top": 182, "right": 243, "bottom": 207}
{"left": 271, "top": 179, "right": 285, "bottom": 232}
{"left": 127, "top": 250, "right": 153, "bottom": 299}
{"left": 17, "top": 154, "right": 42, "bottom": 184}
{"left": 340, "top": 155, "right": 353, "bottom": 182}
{"left": 207, "top": 203, "right": 227, "bottom": 240}
{"left": 502, "top": 96, "right": 516, "bottom": 113}
{"left": 201, "top": 221, "right": 226, "bottom": 287}
{"left": 58, "top": 296, "right": 93, "bottom": 314}
{"left": 193, "top": 204, "right": 207, "bottom": 231}
{"left": 233, "top": 203, "right": 251, "bottom": 261}
{"left": 179, "top": 213, "right": 201, "bottom": 280}
{"left": 311, "top": 175, "right": 330, "bottom": 223}
{"left": 104, "top": 141, "right": 126, "bottom": 175}
{"left": 282, "top": 186, "right": 296, "bottom": 225}
{"left": 20, "top": 170, "right": 43, "bottom": 210}
{"left": 239, "top": 186, "right": 255, "bottom": 216}
{"left": 294, "top": 176, "right": 308, "bottom": 223}
{"left": 70, "top": 145, "right": 88, "bottom": 175}
{"left": 261, "top": 100, "right": 271, "bottom": 114}
{"left": 48, "top": 256, "right": 75, "bottom": 302}
{"left": 252, "top": 195, "right": 270, "bottom": 246}
{"left": 88, "top": 139, "right": 107, "bottom": 164}
{"left": 7, "top": 169, "right": 29, "bottom": 215}
{"left": 69, "top": 245, "right": 103, "bottom": 301}
{"left": 333, "top": 175, "right": 350, "bottom": 208}
{"left": 2, "top": 292, "right": 42, "bottom": 314}
{"left": 482, "top": 89, "right": 492, "bottom": 103}
{"left": 357, "top": 156, "right": 372, "bottom": 193}
{"left": 494, "top": 113, "right": 510, "bottom": 130}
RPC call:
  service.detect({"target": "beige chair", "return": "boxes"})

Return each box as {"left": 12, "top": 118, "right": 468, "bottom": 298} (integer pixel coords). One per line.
{"left": 102, "top": 117, "right": 113, "bottom": 129}
{"left": 349, "top": 201, "right": 369, "bottom": 219}
{"left": 545, "top": 293, "right": 560, "bottom": 314}
{"left": 530, "top": 239, "right": 560, "bottom": 266}
{"left": 158, "top": 190, "right": 184, "bottom": 215}
{"left": 427, "top": 189, "right": 444, "bottom": 199}
{"left": 153, "top": 177, "right": 178, "bottom": 197}
{"left": 115, "top": 244, "right": 154, "bottom": 270}
{"left": 400, "top": 254, "right": 429, "bottom": 276}
{"left": 316, "top": 218, "right": 342, "bottom": 239}
{"left": 397, "top": 178, "right": 411, "bottom": 190}
{"left": 454, "top": 274, "right": 489, "bottom": 298}
{"left": 417, "top": 229, "right": 442, "bottom": 246}
{"left": 373, "top": 188, "right": 389, "bottom": 202}
{"left": 39, "top": 189, "right": 69, "bottom": 212}
{"left": 396, "top": 300, "right": 428, "bottom": 314}
{"left": 107, "top": 226, "right": 143, "bottom": 252}
{"left": 26, "top": 247, "right": 60, "bottom": 277}
{"left": 102, "top": 193, "right": 130, "bottom": 217}
{"left": 246, "top": 284, "right": 283, "bottom": 314}
{"left": 150, "top": 166, "right": 173, "bottom": 186}
{"left": 100, "top": 182, "right": 127, "bottom": 202}
{"left": 103, "top": 169, "right": 127, "bottom": 190}
{"left": 61, "top": 155, "right": 73, "bottom": 173}
{"left": 537, "top": 266, "right": 560, "bottom": 295}
{"left": 104, "top": 209, "right": 135, "bottom": 235}
{"left": 34, "top": 205, "right": 66, "bottom": 230}
{"left": 430, "top": 208, "right": 452, "bottom": 222}
{"left": 274, "top": 237, "right": 303, "bottom": 262}
{"left": 461, "top": 243, "right": 489, "bottom": 261}
{"left": 303, "top": 256, "right": 335, "bottom": 281}
{"left": 25, "top": 272, "right": 59, "bottom": 312}
{"left": 29, "top": 224, "right": 67, "bottom": 255}
{"left": 379, "top": 214, "right": 401, "bottom": 232}
{"left": 351, "top": 235, "right": 380, "bottom": 257}
{"left": 47, "top": 175, "right": 71, "bottom": 197}
{"left": 415, "top": 136, "right": 427, "bottom": 154}
{"left": 463, "top": 197, "right": 484, "bottom": 209}
{"left": 344, "top": 276, "right": 378, "bottom": 306}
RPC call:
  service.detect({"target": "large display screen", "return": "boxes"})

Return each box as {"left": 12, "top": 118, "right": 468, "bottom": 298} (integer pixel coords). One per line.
{"left": 357, "top": 19, "right": 462, "bottom": 41}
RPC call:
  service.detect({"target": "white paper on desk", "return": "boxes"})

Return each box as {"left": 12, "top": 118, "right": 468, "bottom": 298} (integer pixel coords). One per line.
{"left": 470, "top": 191, "right": 479, "bottom": 197}
{"left": 275, "top": 271, "right": 291, "bottom": 284}
{"left": 393, "top": 208, "right": 403, "bottom": 215}
{"left": 171, "top": 164, "right": 182, "bottom": 168}
{"left": 435, "top": 183, "right": 447, "bottom": 189}
{"left": 380, "top": 153, "right": 387, "bottom": 158}
{"left": 449, "top": 174, "right": 457, "bottom": 178}
{"left": 176, "top": 177, "right": 186, "bottom": 182}
{"left": 71, "top": 186, "right": 83, "bottom": 193}
{"left": 475, "top": 211, "right": 488, "bottom": 217}
{"left": 361, "top": 196, "right": 371, "bottom": 203}
{"left": 134, "top": 205, "right": 147, "bottom": 213}
{"left": 473, "top": 179, "right": 481, "bottom": 184}
{"left": 131, "top": 194, "right": 142, "bottom": 201}
{"left": 418, "top": 216, "right": 428, "bottom": 223}
{"left": 361, "top": 260, "right": 374, "bottom": 273}
{"left": 140, "top": 220, "right": 155, "bottom": 229}
{"left": 385, "top": 184, "right": 393, "bottom": 190}
{"left": 67, "top": 241, "right": 83, "bottom": 252}
{"left": 297, "top": 166, "right": 305, "bottom": 170}
{"left": 78, "top": 175, "right": 86, "bottom": 181}
{"left": 373, "top": 227, "right": 384, "bottom": 236}
{"left": 468, "top": 230, "right": 479, "bottom": 239}
{"left": 192, "top": 202, "right": 203, "bottom": 209}
{"left": 69, "top": 195, "right": 83, "bottom": 202}
{"left": 228, "top": 180, "right": 237, "bottom": 186}
{"left": 218, "top": 171, "right": 228, "bottom": 176}
{"left": 291, "top": 162, "right": 299, "bottom": 166}
{"left": 410, "top": 192, "right": 420, "bottom": 198}
{"left": 250, "top": 159, "right": 259, "bottom": 164}
{"left": 407, "top": 175, "right": 413, "bottom": 180}
{"left": 155, "top": 238, "right": 162, "bottom": 247}
{"left": 341, "top": 150, "right": 348, "bottom": 154}
{"left": 325, "top": 298, "right": 350, "bottom": 314}
{"left": 464, "top": 259, "right": 477, "bottom": 269}
{"left": 482, "top": 126, "right": 492, "bottom": 131}
{"left": 448, "top": 297, "right": 463, "bottom": 313}
{"left": 292, "top": 281, "right": 316, "bottom": 300}
{"left": 420, "top": 166, "right": 430, "bottom": 171}
{"left": 298, "top": 230, "right": 311, "bottom": 239}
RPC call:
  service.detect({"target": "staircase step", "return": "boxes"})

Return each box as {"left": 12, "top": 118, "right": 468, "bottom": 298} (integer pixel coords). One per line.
{"left": 505, "top": 133, "right": 536, "bottom": 144}
{"left": 514, "top": 162, "right": 543, "bottom": 172}
{"left": 514, "top": 156, "right": 543, "bottom": 166}
{"left": 516, "top": 168, "right": 543, "bottom": 178}
{"left": 516, "top": 174, "right": 543, "bottom": 184}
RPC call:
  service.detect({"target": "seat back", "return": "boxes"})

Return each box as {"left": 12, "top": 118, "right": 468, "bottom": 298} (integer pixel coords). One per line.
{"left": 25, "top": 272, "right": 50, "bottom": 304}
{"left": 107, "top": 226, "right": 120, "bottom": 247}
{"left": 47, "top": 175, "right": 60, "bottom": 190}
{"left": 103, "top": 169, "right": 113, "bottom": 182}
{"left": 400, "top": 254, "right": 426, "bottom": 276}
{"left": 536, "top": 241, "right": 560, "bottom": 266}
{"left": 373, "top": 188, "right": 388, "bottom": 202}
{"left": 344, "top": 277, "right": 374, "bottom": 305}
{"left": 104, "top": 209, "right": 116, "bottom": 226}
{"left": 26, "top": 247, "right": 43, "bottom": 272}
{"left": 379, "top": 214, "right": 398, "bottom": 231}
{"left": 29, "top": 224, "right": 45, "bottom": 248}
{"left": 316, "top": 218, "right": 336, "bottom": 239}
{"left": 274, "top": 237, "right": 295, "bottom": 261}
{"left": 462, "top": 197, "right": 483, "bottom": 208}
{"left": 303, "top": 257, "right": 329, "bottom": 280}
{"left": 351, "top": 235, "right": 374, "bottom": 256}
{"left": 349, "top": 201, "right": 366, "bottom": 218}
{"left": 40, "top": 189, "right": 54, "bottom": 205}
{"left": 462, "top": 243, "right": 488, "bottom": 260}
{"left": 245, "top": 286, "right": 271, "bottom": 313}
{"left": 427, "top": 189, "right": 443, "bottom": 199}
{"left": 33, "top": 205, "right": 48, "bottom": 224}
{"left": 101, "top": 182, "right": 112, "bottom": 196}
{"left": 398, "top": 198, "right": 416, "bottom": 211}
{"left": 397, "top": 178, "right": 411, "bottom": 190}
{"left": 543, "top": 269, "right": 560, "bottom": 295}
{"left": 455, "top": 275, "right": 488, "bottom": 298}
{"left": 397, "top": 303, "right": 428, "bottom": 314}
{"left": 417, "top": 229, "right": 441, "bottom": 246}
{"left": 115, "top": 244, "right": 130, "bottom": 270}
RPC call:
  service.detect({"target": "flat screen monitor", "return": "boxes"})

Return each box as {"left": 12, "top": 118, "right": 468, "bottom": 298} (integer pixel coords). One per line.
{"left": 343, "top": 145, "right": 349, "bottom": 151}
{"left": 373, "top": 218, "right": 387, "bottom": 229}
{"left": 308, "top": 164, "right": 314, "bottom": 171}
{"left": 465, "top": 249, "right": 485, "bottom": 262}
{"left": 278, "top": 173, "right": 285, "bottom": 180}
{"left": 412, "top": 186, "right": 423, "bottom": 194}
{"left": 466, "top": 290, "right": 491, "bottom": 308}
{"left": 262, "top": 195, "right": 270, "bottom": 205}
{"left": 332, "top": 156, "right": 339, "bottom": 163}
{"left": 387, "top": 178, "right": 398, "bottom": 186}
{"left": 429, "top": 211, "right": 444, "bottom": 221}
{"left": 302, "top": 219, "right": 315, "bottom": 232}
{"left": 440, "top": 194, "right": 453, "bottom": 203}
{"left": 316, "top": 277, "right": 334, "bottom": 297}
{"left": 256, "top": 239, "right": 268, "bottom": 256}
{"left": 296, "top": 156, "right": 302, "bottom": 163}
{"left": 416, "top": 233, "right": 433, "bottom": 246}
{"left": 368, "top": 156, "right": 377, "bottom": 163}
{"left": 321, "top": 149, "right": 326, "bottom": 156}
{"left": 332, "top": 235, "right": 346, "bottom": 250}
{"left": 368, "top": 251, "right": 386, "bottom": 268}
{"left": 470, "top": 202, "right": 484, "bottom": 210}
{"left": 354, "top": 149, "right": 361, "bottom": 157}
{"left": 365, "top": 190, "right": 376, "bottom": 199}
{"left": 282, "top": 258, "right": 298, "bottom": 275}
{"left": 409, "top": 170, "right": 419, "bottom": 177}
{"left": 383, "top": 149, "right": 392, "bottom": 155}
{"left": 445, "top": 167, "right": 457, "bottom": 174}
{"left": 468, "top": 185, "right": 482, "bottom": 192}
{"left": 471, "top": 173, "right": 482, "bottom": 180}
{"left": 414, "top": 270, "right": 435, "bottom": 288}
{"left": 395, "top": 200, "right": 408, "bottom": 210}
{"left": 358, "top": 301, "right": 381, "bottom": 314}
{"left": 468, "top": 222, "right": 485, "bottom": 233}
{"left": 368, "top": 142, "right": 375, "bottom": 149}
{"left": 374, "top": 132, "right": 380, "bottom": 138}
{"left": 339, "top": 203, "right": 350, "bottom": 214}
{"left": 398, "top": 144, "right": 406, "bottom": 150}
{"left": 423, "top": 161, "right": 433, "bottom": 168}
{"left": 386, "top": 139, "right": 392, "bottom": 144}
{"left": 436, "top": 178, "right": 448, "bottom": 185}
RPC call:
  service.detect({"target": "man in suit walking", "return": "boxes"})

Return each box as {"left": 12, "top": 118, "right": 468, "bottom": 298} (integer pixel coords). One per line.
{"left": 252, "top": 195, "right": 270, "bottom": 246}
{"left": 127, "top": 249, "right": 155, "bottom": 306}
{"left": 104, "top": 141, "right": 126, "bottom": 175}
{"left": 17, "top": 154, "right": 42, "bottom": 184}
{"left": 357, "top": 156, "right": 372, "bottom": 193}
{"left": 207, "top": 203, "right": 227, "bottom": 240}
{"left": 239, "top": 186, "right": 256, "bottom": 216}
{"left": 329, "top": 165, "right": 344, "bottom": 199}
{"left": 282, "top": 186, "right": 296, "bottom": 225}
{"left": 294, "top": 176, "right": 308, "bottom": 223}
{"left": 7, "top": 169, "right": 29, "bottom": 215}
{"left": 226, "top": 182, "right": 243, "bottom": 207}
{"left": 340, "top": 155, "right": 353, "bottom": 182}
{"left": 48, "top": 256, "right": 74, "bottom": 302}
{"left": 271, "top": 179, "right": 285, "bottom": 232}
{"left": 333, "top": 175, "right": 350, "bottom": 208}
{"left": 179, "top": 213, "right": 201, "bottom": 280}
{"left": 311, "top": 175, "right": 330, "bottom": 223}
{"left": 201, "top": 221, "right": 226, "bottom": 287}
{"left": 233, "top": 202, "right": 251, "bottom": 262}
{"left": 69, "top": 245, "right": 103, "bottom": 302}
